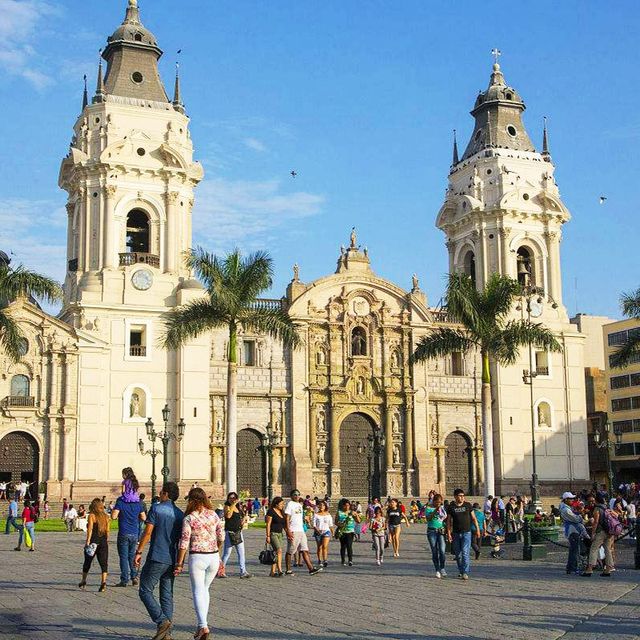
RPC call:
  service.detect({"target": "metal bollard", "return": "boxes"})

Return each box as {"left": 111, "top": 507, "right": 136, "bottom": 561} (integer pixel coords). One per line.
{"left": 523, "top": 519, "right": 532, "bottom": 561}
{"left": 635, "top": 519, "right": 640, "bottom": 570}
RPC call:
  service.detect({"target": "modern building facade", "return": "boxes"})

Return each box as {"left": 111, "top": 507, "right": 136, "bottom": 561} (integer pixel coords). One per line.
{"left": 0, "top": 1, "right": 590, "bottom": 500}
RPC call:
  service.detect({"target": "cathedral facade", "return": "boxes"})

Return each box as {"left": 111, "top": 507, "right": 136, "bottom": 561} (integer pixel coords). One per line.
{"left": 0, "top": 1, "right": 588, "bottom": 501}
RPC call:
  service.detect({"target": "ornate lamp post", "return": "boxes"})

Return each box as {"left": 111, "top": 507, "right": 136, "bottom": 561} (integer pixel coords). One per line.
{"left": 140, "top": 403, "right": 186, "bottom": 494}
{"left": 367, "top": 425, "right": 386, "bottom": 499}
{"left": 259, "top": 423, "right": 280, "bottom": 502}
{"left": 593, "top": 420, "right": 622, "bottom": 494}
{"left": 517, "top": 265, "right": 558, "bottom": 514}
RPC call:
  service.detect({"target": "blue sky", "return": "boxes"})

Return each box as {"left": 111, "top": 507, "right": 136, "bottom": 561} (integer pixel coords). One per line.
{"left": 0, "top": 0, "right": 638, "bottom": 318}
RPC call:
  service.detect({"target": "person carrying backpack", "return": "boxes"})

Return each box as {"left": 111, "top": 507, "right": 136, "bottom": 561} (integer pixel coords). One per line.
{"left": 581, "top": 494, "right": 618, "bottom": 577}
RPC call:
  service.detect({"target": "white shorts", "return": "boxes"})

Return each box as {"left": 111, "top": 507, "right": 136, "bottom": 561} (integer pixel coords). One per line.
{"left": 287, "top": 531, "right": 309, "bottom": 554}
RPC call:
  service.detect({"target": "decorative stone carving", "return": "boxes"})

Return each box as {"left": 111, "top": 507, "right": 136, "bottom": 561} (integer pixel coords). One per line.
{"left": 356, "top": 377, "right": 365, "bottom": 396}
{"left": 430, "top": 415, "right": 439, "bottom": 446}
{"left": 313, "top": 475, "right": 327, "bottom": 495}
{"left": 392, "top": 412, "right": 400, "bottom": 434}
{"left": 317, "top": 410, "right": 326, "bottom": 434}
{"left": 393, "top": 443, "right": 401, "bottom": 465}
{"left": 317, "top": 442, "right": 326, "bottom": 464}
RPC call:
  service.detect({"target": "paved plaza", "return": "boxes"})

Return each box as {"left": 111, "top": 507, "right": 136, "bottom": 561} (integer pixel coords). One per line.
{"left": 1, "top": 528, "right": 639, "bottom": 640}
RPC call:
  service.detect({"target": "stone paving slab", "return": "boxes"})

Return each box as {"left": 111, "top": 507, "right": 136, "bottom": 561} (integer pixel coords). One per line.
{"left": 0, "top": 529, "right": 638, "bottom": 639}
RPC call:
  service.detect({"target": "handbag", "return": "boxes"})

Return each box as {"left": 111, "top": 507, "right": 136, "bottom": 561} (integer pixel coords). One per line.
{"left": 259, "top": 545, "right": 276, "bottom": 565}
{"left": 84, "top": 542, "right": 98, "bottom": 557}
{"left": 228, "top": 530, "right": 243, "bottom": 546}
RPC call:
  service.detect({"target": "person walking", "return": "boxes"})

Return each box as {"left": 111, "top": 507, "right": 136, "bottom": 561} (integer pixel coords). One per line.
{"left": 284, "top": 489, "right": 321, "bottom": 575}
{"left": 65, "top": 504, "right": 78, "bottom": 532}
{"left": 19, "top": 499, "right": 37, "bottom": 552}
{"left": 135, "top": 482, "right": 184, "bottom": 640}
{"left": 425, "top": 493, "right": 447, "bottom": 577}
{"left": 582, "top": 494, "right": 616, "bottom": 577}
{"left": 111, "top": 487, "right": 146, "bottom": 587}
{"left": 312, "top": 500, "right": 333, "bottom": 567}
{"left": 219, "top": 492, "right": 251, "bottom": 579}
{"left": 471, "top": 502, "right": 487, "bottom": 561}
{"left": 5, "top": 496, "right": 22, "bottom": 540}
{"left": 335, "top": 498, "right": 361, "bottom": 566}
{"left": 175, "top": 487, "right": 225, "bottom": 640}
{"left": 369, "top": 505, "right": 386, "bottom": 566}
{"left": 386, "top": 498, "right": 410, "bottom": 557}
{"left": 265, "top": 496, "right": 286, "bottom": 577}
{"left": 446, "top": 489, "right": 480, "bottom": 580}
{"left": 559, "top": 491, "right": 588, "bottom": 575}
{"left": 79, "top": 497, "right": 110, "bottom": 592}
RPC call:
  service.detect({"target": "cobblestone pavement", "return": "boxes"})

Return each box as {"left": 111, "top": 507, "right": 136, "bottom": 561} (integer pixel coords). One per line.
{"left": 0, "top": 528, "right": 638, "bottom": 640}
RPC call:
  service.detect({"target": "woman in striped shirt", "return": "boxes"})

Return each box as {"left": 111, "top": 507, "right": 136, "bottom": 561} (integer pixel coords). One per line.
{"left": 175, "top": 488, "right": 225, "bottom": 640}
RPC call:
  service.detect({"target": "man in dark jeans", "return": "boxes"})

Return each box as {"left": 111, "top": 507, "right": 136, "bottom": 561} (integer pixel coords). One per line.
{"left": 445, "top": 488, "right": 480, "bottom": 580}
{"left": 111, "top": 493, "right": 146, "bottom": 587}
{"left": 134, "top": 482, "right": 184, "bottom": 640}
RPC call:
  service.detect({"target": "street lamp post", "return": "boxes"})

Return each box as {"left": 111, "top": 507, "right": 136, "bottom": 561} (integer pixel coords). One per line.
{"left": 368, "top": 426, "right": 386, "bottom": 499}
{"left": 593, "top": 421, "right": 622, "bottom": 494}
{"left": 139, "top": 403, "right": 186, "bottom": 495}
{"left": 259, "top": 423, "right": 280, "bottom": 502}
{"left": 366, "top": 439, "right": 373, "bottom": 504}
{"left": 518, "top": 270, "right": 558, "bottom": 514}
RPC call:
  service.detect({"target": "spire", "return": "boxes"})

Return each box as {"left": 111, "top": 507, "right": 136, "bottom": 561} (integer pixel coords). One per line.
{"left": 452, "top": 129, "right": 459, "bottom": 165}
{"left": 542, "top": 116, "right": 551, "bottom": 162}
{"left": 93, "top": 55, "right": 105, "bottom": 104}
{"left": 82, "top": 74, "right": 88, "bottom": 110}
{"left": 124, "top": 0, "right": 141, "bottom": 25}
{"left": 172, "top": 62, "right": 185, "bottom": 114}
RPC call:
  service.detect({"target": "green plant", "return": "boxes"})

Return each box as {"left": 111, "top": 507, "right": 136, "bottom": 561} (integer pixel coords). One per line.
{"left": 610, "top": 287, "right": 640, "bottom": 368}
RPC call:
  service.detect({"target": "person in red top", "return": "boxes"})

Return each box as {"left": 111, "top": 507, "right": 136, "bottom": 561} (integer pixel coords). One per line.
{"left": 20, "top": 499, "right": 36, "bottom": 552}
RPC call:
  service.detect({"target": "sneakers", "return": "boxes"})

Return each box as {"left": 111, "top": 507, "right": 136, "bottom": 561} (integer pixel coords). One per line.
{"left": 239, "top": 573, "right": 252, "bottom": 579}
{"left": 285, "top": 570, "right": 295, "bottom": 576}
{"left": 309, "top": 567, "right": 321, "bottom": 576}
{"left": 114, "top": 581, "right": 128, "bottom": 587}
{"left": 348, "top": 561, "right": 353, "bottom": 566}
{"left": 435, "top": 571, "right": 441, "bottom": 579}
{"left": 152, "top": 620, "right": 172, "bottom": 640}
{"left": 322, "top": 561, "right": 328, "bottom": 568}
{"left": 461, "top": 573, "right": 469, "bottom": 581}
{"left": 377, "top": 560, "right": 381, "bottom": 566}
{"left": 440, "top": 569, "right": 447, "bottom": 577}
{"left": 131, "top": 577, "right": 139, "bottom": 586}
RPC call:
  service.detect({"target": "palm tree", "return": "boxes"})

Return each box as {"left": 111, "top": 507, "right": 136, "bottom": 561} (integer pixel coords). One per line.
{"left": 412, "top": 272, "right": 561, "bottom": 496}
{"left": 0, "top": 253, "right": 62, "bottom": 362}
{"left": 163, "top": 248, "right": 302, "bottom": 493}
{"left": 610, "top": 287, "right": 640, "bottom": 368}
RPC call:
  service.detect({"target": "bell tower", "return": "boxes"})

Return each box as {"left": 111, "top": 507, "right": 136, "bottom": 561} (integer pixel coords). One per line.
{"left": 437, "top": 59, "right": 569, "bottom": 316}
{"left": 58, "top": 0, "right": 210, "bottom": 497}
{"left": 436, "top": 57, "right": 589, "bottom": 495}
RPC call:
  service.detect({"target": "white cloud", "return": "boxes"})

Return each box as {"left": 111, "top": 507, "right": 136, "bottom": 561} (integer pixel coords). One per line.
{"left": 242, "top": 137, "right": 267, "bottom": 153}
{"left": 192, "top": 178, "right": 324, "bottom": 252}
{"left": 0, "top": 197, "right": 67, "bottom": 285}
{"left": 0, "top": 0, "right": 57, "bottom": 90}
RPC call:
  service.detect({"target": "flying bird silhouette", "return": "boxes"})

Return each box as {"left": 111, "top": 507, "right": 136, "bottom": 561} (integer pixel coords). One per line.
{"left": 290, "top": 170, "right": 297, "bottom": 178}
{"left": 599, "top": 196, "right": 607, "bottom": 204}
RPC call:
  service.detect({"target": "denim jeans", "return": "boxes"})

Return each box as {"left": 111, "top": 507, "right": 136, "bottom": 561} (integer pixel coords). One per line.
{"left": 221, "top": 532, "right": 246, "bottom": 574}
{"left": 427, "top": 529, "right": 446, "bottom": 571}
{"left": 452, "top": 531, "right": 472, "bottom": 575}
{"left": 5, "top": 516, "right": 21, "bottom": 535}
{"left": 25, "top": 522, "right": 35, "bottom": 547}
{"left": 117, "top": 534, "right": 139, "bottom": 583}
{"left": 566, "top": 532, "right": 580, "bottom": 573}
{"left": 139, "top": 559, "right": 175, "bottom": 626}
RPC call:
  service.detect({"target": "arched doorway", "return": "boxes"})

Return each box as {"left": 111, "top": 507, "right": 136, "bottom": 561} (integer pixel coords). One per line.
{"left": 340, "top": 413, "right": 379, "bottom": 497}
{"left": 0, "top": 432, "right": 39, "bottom": 498}
{"left": 444, "top": 431, "right": 472, "bottom": 495}
{"left": 237, "top": 428, "right": 265, "bottom": 498}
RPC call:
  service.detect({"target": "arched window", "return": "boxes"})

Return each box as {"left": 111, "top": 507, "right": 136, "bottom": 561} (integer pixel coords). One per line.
{"left": 351, "top": 327, "right": 367, "bottom": 356}
{"left": 463, "top": 250, "right": 476, "bottom": 287}
{"left": 517, "top": 247, "right": 535, "bottom": 287}
{"left": 11, "top": 375, "right": 30, "bottom": 397}
{"left": 126, "top": 209, "right": 150, "bottom": 254}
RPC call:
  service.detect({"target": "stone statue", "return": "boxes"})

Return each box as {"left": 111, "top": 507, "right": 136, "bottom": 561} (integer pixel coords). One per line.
{"left": 340, "top": 245, "right": 346, "bottom": 256}
{"left": 392, "top": 413, "right": 400, "bottom": 434}
{"left": 216, "top": 417, "right": 224, "bottom": 433}
{"left": 293, "top": 263, "right": 300, "bottom": 282}
{"left": 317, "top": 442, "right": 326, "bottom": 464}
{"left": 356, "top": 377, "right": 365, "bottom": 395}
{"left": 350, "top": 226, "right": 357, "bottom": 249}
{"left": 317, "top": 411, "right": 326, "bottom": 433}
{"left": 430, "top": 415, "right": 438, "bottom": 445}
{"left": 390, "top": 349, "right": 399, "bottom": 369}
{"left": 129, "top": 393, "right": 141, "bottom": 418}
{"left": 317, "top": 348, "right": 326, "bottom": 365}
{"left": 412, "top": 274, "right": 419, "bottom": 291}
{"left": 537, "top": 404, "right": 548, "bottom": 426}
{"left": 393, "top": 444, "right": 401, "bottom": 465}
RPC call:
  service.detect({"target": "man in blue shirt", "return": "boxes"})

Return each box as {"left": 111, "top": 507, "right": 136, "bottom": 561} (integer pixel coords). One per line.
{"left": 6, "top": 498, "right": 23, "bottom": 549}
{"left": 134, "top": 482, "right": 184, "bottom": 640}
{"left": 111, "top": 493, "right": 146, "bottom": 587}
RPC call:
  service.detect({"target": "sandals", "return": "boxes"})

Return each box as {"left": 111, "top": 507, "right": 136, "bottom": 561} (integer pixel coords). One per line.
{"left": 78, "top": 580, "right": 87, "bottom": 590}
{"left": 98, "top": 582, "right": 107, "bottom": 592}
{"left": 194, "top": 628, "right": 210, "bottom": 640}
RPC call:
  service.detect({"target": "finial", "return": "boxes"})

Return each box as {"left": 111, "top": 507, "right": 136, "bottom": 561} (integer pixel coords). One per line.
{"left": 350, "top": 227, "right": 357, "bottom": 249}
{"left": 542, "top": 116, "right": 551, "bottom": 161}
{"left": 82, "top": 74, "right": 88, "bottom": 110}
{"left": 129, "top": 0, "right": 138, "bottom": 7}
{"left": 452, "top": 129, "right": 459, "bottom": 165}
{"left": 124, "top": 0, "right": 140, "bottom": 24}
{"left": 491, "top": 48, "right": 502, "bottom": 66}
{"left": 93, "top": 51, "right": 105, "bottom": 104}
{"left": 172, "top": 58, "right": 184, "bottom": 114}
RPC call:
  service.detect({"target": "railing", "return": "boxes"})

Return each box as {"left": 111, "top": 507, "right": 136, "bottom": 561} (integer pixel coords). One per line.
{"left": 252, "top": 298, "right": 287, "bottom": 311}
{"left": 129, "top": 345, "right": 147, "bottom": 357}
{"left": 68, "top": 258, "right": 78, "bottom": 272}
{"left": 2, "top": 396, "right": 35, "bottom": 408}
{"left": 536, "top": 366, "right": 549, "bottom": 376}
{"left": 119, "top": 252, "right": 160, "bottom": 268}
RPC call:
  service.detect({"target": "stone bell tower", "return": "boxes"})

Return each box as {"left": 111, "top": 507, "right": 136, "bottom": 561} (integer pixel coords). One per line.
{"left": 436, "top": 57, "right": 589, "bottom": 494}
{"left": 58, "top": 0, "right": 211, "bottom": 496}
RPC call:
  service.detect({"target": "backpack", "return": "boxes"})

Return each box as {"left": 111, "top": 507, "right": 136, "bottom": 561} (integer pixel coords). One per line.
{"left": 601, "top": 509, "right": 622, "bottom": 537}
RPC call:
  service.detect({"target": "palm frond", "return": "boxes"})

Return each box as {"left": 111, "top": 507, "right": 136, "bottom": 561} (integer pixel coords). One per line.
{"left": 480, "top": 274, "right": 522, "bottom": 322}
{"left": 411, "top": 327, "right": 475, "bottom": 364}
{"left": 445, "top": 273, "right": 481, "bottom": 333}
{"left": 610, "top": 331, "right": 640, "bottom": 369}
{"left": 0, "top": 309, "right": 24, "bottom": 362}
{"left": 0, "top": 264, "right": 62, "bottom": 306}
{"left": 162, "top": 299, "right": 229, "bottom": 350}
{"left": 237, "top": 251, "right": 273, "bottom": 305}
{"left": 240, "top": 305, "right": 302, "bottom": 349}
{"left": 185, "top": 248, "right": 240, "bottom": 313}
{"left": 490, "top": 319, "right": 562, "bottom": 366}
{"left": 620, "top": 287, "right": 640, "bottom": 319}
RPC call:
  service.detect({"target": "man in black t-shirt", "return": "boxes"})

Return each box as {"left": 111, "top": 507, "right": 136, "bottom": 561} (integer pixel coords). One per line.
{"left": 446, "top": 488, "right": 480, "bottom": 580}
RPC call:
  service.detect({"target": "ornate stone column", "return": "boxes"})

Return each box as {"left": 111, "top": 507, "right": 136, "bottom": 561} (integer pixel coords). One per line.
{"left": 47, "top": 425, "right": 58, "bottom": 482}
{"left": 166, "top": 191, "right": 180, "bottom": 273}
{"left": 309, "top": 404, "right": 318, "bottom": 467}
{"left": 329, "top": 403, "right": 340, "bottom": 495}
{"left": 103, "top": 185, "right": 117, "bottom": 268}
{"left": 61, "top": 426, "right": 71, "bottom": 482}
{"left": 385, "top": 405, "right": 393, "bottom": 470}
{"left": 83, "top": 186, "right": 91, "bottom": 271}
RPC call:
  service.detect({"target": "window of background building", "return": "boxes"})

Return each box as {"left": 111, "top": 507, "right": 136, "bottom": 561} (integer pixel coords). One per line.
{"left": 611, "top": 374, "right": 631, "bottom": 389}
{"left": 535, "top": 350, "right": 550, "bottom": 376}
{"left": 451, "top": 351, "right": 464, "bottom": 376}
{"left": 129, "top": 326, "right": 147, "bottom": 357}
{"left": 243, "top": 340, "right": 256, "bottom": 366}
{"left": 10, "top": 375, "right": 30, "bottom": 397}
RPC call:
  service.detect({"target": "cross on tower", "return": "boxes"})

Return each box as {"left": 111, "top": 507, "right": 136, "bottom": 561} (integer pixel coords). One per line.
{"left": 491, "top": 48, "right": 502, "bottom": 64}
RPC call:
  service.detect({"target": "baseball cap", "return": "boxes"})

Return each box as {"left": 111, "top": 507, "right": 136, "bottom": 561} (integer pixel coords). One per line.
{"left": 562, "top": 491, "right": 576, "bottom": 499}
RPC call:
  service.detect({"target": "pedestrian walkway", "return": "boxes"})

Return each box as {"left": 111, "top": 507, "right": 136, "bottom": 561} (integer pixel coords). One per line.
{"left": 0, "top": 528, "right": 638, "bottom": 639}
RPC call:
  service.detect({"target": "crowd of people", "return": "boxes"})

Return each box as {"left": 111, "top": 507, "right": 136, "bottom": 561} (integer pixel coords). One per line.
{"left": 4, "top": 470, "right": 639, "bottom": 640}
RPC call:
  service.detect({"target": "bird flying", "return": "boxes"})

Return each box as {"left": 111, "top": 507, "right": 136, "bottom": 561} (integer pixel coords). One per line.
{"left": 599, "top": 196, "right": 607, "bottom": 204}
{"left": 290, "top": 170, "right": 297, "bottom": 178}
